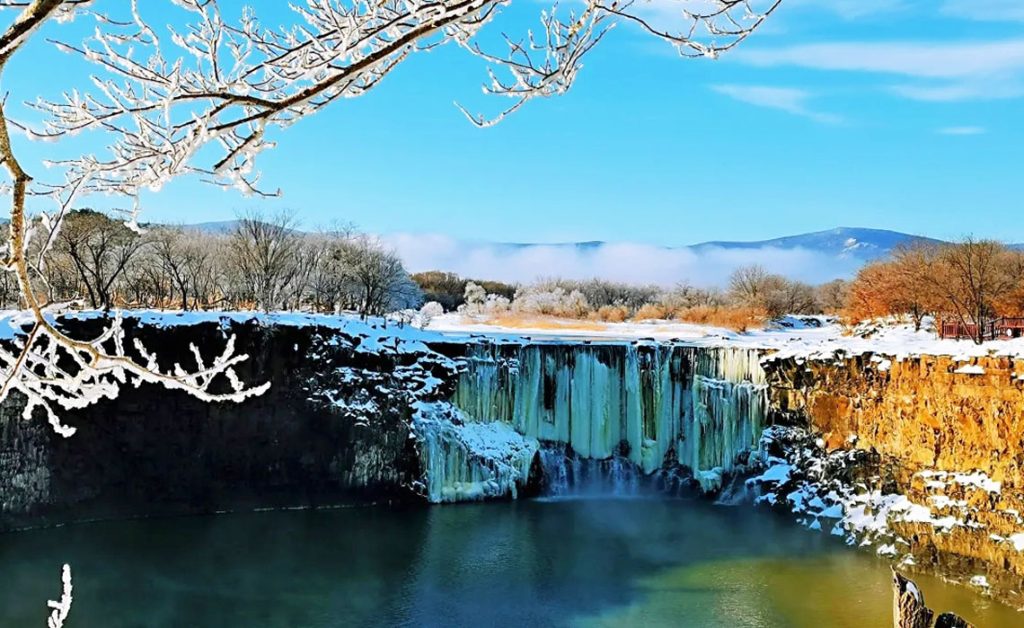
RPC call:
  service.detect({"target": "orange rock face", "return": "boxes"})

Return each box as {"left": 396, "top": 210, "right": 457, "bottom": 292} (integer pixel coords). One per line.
{"left": 764, "top": 353, "right": 1024, "bottom": 607}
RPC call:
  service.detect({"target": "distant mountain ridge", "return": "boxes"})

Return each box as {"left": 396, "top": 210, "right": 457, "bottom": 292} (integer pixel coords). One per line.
{"left": 184, "top": 220, "right": 243, "bottom": 234}
{"left": 174, "top": 223, "right": 1024, "bottom": 284}
{"left": 493, "top": 227, "right": 950, "bottom": 262}
{"left": 688, "top": 227, "right": 947, "bottom": 262}
{"left": 180, "top": 222, "right": 1019, "bottom": 265}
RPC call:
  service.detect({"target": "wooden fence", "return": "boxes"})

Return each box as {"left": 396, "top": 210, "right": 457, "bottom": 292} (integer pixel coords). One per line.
{"left": 938, "top": 317, "right": 1024, "bottom": 341}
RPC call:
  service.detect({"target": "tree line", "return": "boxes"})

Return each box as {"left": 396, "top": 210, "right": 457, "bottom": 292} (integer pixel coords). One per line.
{"left": 11, "top": 209, "right": 422, "bottom": 318}
{"left": 14, "top": 211, "right": 856, "bottom": 334}
{"left": 844, "top": 237, "right": 1024, "bottom": 343}
{"left": 423, "top": 267, "right": 848, "bottom": 332}
{"left": 33, "top": 209, "right": 1011, "bottom": 343}
{"left": 425, "top": 237, "right": 1024, "bottom": 343}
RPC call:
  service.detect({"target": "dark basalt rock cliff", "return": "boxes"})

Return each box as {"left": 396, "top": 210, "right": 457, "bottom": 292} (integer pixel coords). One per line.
{"left": 0, "top": 317, "right": 454, "bottom": 531}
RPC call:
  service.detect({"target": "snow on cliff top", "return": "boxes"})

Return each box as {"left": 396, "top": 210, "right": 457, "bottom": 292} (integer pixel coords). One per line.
{"left": 2, "top": 310, "right": 1021, "bottom": 362}
{"left": 428, "top": 313, "right": 1024, "bottom": 361}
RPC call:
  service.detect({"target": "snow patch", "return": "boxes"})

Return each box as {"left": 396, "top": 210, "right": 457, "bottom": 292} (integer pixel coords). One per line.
{"left": 953, "top": 364, "right": 986, "bottom": 375}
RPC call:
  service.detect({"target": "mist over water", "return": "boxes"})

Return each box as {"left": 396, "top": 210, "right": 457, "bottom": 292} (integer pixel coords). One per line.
{"left": 383, "top": 234, "right": 864, "bottom": 286}
{"left": 0, "top": 500, "right": 1017, "bottom": 627}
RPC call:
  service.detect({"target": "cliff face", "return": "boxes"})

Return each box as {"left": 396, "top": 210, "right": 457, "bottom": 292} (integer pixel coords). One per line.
{"left": 7, "top": 315, "right": 1024, "bottom": 608}
{"left": 762, "top": 353, "right": 1024, "bottom": 606}
{"left": 0, "top": 318, "right": 447, "bottom": 531}
{"left": 0, "top": 317, "right": 774, "bottom": 527}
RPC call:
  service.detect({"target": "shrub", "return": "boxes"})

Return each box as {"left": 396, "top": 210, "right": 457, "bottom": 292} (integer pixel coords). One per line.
{"left": 592, "top": 304, "right": 630, "bottom": 322}
{"left": 674, "top": 305, "right": 766, "bottom": 333}
{"left": 418, "top": 301, "right": 445, "bottom": 327}
{"left": 633, "top": 304, "right": 669, "bottom": 321}
{"left": 512, "top": 286, "right": 591, "bottom": 318}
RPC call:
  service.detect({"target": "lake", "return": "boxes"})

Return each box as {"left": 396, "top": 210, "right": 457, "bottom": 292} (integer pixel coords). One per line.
{"left": 0, "top": 498, "right": 1017, "bottom": 627}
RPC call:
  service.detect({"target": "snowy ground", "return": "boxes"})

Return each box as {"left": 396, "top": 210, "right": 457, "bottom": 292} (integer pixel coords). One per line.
{"left": 4, "top": 309, "right": 1024, "bottom": 362}
{"left": 428, "top": 313, "right": 1024, "bottom": 361}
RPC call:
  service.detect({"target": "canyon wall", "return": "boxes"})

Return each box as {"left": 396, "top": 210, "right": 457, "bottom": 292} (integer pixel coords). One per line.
{"left": 0, "top": 317, "right": 441, "bottom": 530}
{"left": 761, "top": 352, "right": 1024, "bottom": 607}
{"left": 0, "top": 316, "right": 773, "bottom": 528}
{"left": 5, "top": 314, "right": 1024, "bottom": 610}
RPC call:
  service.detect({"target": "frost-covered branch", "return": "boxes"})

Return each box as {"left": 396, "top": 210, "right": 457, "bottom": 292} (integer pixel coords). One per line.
{"left": 593, "top": 0, "right": 781, "bottom": 59}
{"left": 17, "top": 0, "right": 780, "bottom": 201}
{"left": 46, "top": 564, "right": 72, "bottom": 628}
{"left": 0, "top": 311, "right": 270, "bottom": 437}
{"left": 0, "top": 0, "right": 777, "bottom": 434}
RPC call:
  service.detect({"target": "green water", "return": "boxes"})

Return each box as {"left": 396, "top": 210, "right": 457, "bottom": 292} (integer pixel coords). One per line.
{"left": 0, "top": 498, "right": 1018, "bottom": 627}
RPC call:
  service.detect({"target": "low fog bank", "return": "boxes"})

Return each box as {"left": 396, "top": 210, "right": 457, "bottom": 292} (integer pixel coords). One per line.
{"left": 384, "top": 233, "right": 864, "bottom": 287}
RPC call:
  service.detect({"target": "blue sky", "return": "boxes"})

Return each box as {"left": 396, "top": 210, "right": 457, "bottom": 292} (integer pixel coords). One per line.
{"left": 5, "top": 0, "right": 1024, "bottom": 247}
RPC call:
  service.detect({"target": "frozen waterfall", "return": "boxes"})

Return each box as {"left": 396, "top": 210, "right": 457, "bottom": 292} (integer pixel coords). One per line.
{"left": 418, "top": 342, "right": 767, "bottom": 503}
{"left": 412, "top": 402, "right": 538, "bottom": 504}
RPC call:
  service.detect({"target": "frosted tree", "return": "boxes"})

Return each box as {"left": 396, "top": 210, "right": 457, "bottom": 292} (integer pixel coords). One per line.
{"left": 418, "top": 301, "right": 445, "bottom": 327}
{"left": 0, "top": 0, "right": 780, "bottom": 434}
{"left": 462, "top": 281, "right": 488, "bottom": 313}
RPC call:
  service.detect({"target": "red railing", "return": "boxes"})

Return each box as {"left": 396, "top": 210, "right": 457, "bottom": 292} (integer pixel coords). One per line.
{"left": 938, "top": 317, "right": 1024, "bottom": 341}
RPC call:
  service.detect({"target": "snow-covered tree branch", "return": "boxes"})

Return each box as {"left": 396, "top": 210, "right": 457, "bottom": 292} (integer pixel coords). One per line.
{"left": 0, "top": 0, "right": 779, "bottom": 434}
{"left": 46, "top": 564, "right": 72, "bottom": 628}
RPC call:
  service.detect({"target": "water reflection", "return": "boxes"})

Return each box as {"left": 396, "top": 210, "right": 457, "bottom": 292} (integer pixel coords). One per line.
{"left": 0, "top": 499, "right": 1018, "bottom": 627}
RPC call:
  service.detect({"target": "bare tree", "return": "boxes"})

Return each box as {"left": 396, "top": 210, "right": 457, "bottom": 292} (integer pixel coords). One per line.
{"left": 338, "top": 236, "right": 422, "bottom": 318}
{"left": 728, "top": 265, "right": 818, "bottom": 318}
{"left": 763, "top": 279, "right": 817, "bottom": 318}
{"left": 661, "top": 283, "right": 725, "bottom": 310}
{"left": 227, "top": 211, "right": 303, "bottom": 312}
{"left": 933, "top": 238, "right": 1017, "bottom": 344}
{"left": 52, "top": 209, "right": 147, "bottom": 310}
{"left": 889, "top": 243, "right": 941, "bottom": 331}
{"left": 119, "top": 247, "right": 170, "bottom": 308}
{"left": 303, "top": 233, "right": 354, "bottom": 314}
{"left": 0, "top": 256, "right": 18, "bottom": 307}
{"left": 728, "top": 264, "right": 774, "bottom": 306}
{"left": 147, "top": 226, "right": 221, "bottom": 311}
{"left": 188, "top": 237, "right": 228, "bottom": 311}
{"left": 149, "top": 227, "right": 193, "bottom": 311}
{"left": 815, "top": 279, "right": 848, "bottom": 314}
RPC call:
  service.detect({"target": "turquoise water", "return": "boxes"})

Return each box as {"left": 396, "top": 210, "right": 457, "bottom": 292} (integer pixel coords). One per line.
{"left": 0, "top": 499, "right": 1017, "bottom": 627}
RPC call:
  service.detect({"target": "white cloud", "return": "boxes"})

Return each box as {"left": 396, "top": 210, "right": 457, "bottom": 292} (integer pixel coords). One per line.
{"left": 889, "top": 81, "right": 1024, "bottom": 102}
{"left": 942, "top": 0, "right": 1024, "bottom": 21}
{"left": 739, "top": 40, "right": 1024, "bottom": 79}
{"left": 383, "top": 234, "right": 863, "bottom": 287}
{"left": 710, "top": 84, "right": 842, "bottom": 123}
{"left": 937, "top": 126, "right": 987, "bottom": 135}
{"left": 737, "top": 39, "right": 1024, "bottom": 102}
{"left": 786, "top": 0, "right": 909, "bottom": 19}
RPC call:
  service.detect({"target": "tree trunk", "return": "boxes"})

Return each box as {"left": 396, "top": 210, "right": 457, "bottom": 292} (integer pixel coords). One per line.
{"left": 892, "top": 569, "right": 974, "bottom": 628}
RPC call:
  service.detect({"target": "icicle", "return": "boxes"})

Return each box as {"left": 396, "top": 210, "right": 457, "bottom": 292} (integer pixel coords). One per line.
{"left": 449, "top": 343, "right": 769, "bottom": 498}
{"left": 412, "top": 402, "right": 538, "bottom": 504}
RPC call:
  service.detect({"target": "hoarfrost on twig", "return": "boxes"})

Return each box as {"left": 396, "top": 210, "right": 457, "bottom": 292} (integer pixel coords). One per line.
{"left": 0, "top": 0, "right": 777, "bottom": 435}
{"left": 46, "top": 564, "right": 73, "bottom": 628}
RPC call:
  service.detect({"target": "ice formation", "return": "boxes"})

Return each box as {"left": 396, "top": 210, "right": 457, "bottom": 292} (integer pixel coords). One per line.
{"left": 294, "top": 315, "right": 768, "bottom": 504}
{"left": 412, "top": 402, "right": 539, "bottom": 503}
{"left": 438, "top": 342, "right": 767, "bottom": 499}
